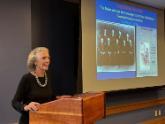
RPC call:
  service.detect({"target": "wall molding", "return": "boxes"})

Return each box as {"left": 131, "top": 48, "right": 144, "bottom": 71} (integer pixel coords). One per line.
{"left": 106, "top": 98, "right": 165, "bottom": 116}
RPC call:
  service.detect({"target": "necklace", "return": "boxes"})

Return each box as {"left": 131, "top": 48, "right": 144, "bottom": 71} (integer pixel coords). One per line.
{"left": 34, "top": 72, "right": 48, "bottom": 87}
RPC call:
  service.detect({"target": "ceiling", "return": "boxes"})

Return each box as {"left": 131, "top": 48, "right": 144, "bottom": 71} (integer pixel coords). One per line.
{"left": 124, "top": 0, "right": 165, "bottom": 9}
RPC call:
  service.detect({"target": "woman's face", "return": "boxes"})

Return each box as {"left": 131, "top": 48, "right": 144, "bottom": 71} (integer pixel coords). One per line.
{"left": 35, "top": 50, "right": 50, "bottom": 71}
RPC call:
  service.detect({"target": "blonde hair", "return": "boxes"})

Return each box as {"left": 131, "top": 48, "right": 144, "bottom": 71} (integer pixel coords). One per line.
{"left": 27, "top": 47, "right": 49, "bottom": 72}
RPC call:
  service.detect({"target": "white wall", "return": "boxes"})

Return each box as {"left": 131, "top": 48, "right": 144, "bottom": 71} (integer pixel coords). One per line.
{"left": 0, "top": 0, "right": 31, "bottom": 123}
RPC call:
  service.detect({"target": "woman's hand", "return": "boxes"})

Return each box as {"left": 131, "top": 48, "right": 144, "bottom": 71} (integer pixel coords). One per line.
{"left": 24, "top": 102, "right": 40, "bottom": 112}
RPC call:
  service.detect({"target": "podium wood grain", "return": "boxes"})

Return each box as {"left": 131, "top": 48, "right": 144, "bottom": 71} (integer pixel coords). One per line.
{"left": 30, "top": 92, "right": 105, "bottom": 124}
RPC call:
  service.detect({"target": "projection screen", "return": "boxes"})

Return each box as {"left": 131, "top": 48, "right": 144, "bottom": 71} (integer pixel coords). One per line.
{"left": 81, "top": 0, "right": 165, "bottom": 92}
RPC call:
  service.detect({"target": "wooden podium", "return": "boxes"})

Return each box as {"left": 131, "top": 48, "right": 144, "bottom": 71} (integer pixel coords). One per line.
{"left": 29, "top": 92, "right": 105, "bottom": 124}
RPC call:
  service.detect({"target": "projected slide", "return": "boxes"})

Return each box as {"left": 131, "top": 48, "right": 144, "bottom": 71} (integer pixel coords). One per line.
{"left": 96, "top": 0, "right": 157, "bottom": 79}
